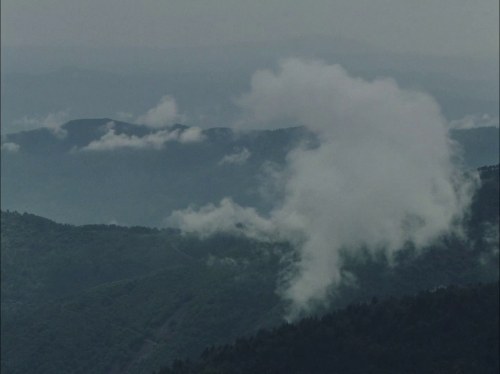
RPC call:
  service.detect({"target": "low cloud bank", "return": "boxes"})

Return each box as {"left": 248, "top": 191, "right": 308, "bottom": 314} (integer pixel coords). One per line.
{"left": 81, "top": 122, "right": 205, "bottom": 151}
{"left": 218, "top": 148, "right": 251, "bottom": 165}
{"left": 12, "top": 110, "right": 70, "bottom": 138}
{"left": 167, "top": 59, "right": 479, "bottom": 320}
{"left": 169, "top": 197, "right": 302, "bottom": 242}
{"left": 1, "top": 142, "right": 20, "bottom": 152}
{"left": 179, "top": 127, "right": 205, "bottom": 143}
{"left": 448, "top": 113, "right": 499, "bottom": 130}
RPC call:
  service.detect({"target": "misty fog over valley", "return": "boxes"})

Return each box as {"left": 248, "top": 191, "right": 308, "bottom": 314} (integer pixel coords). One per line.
{"left": 1, "top": 1, "right": 499, "bottom": 373}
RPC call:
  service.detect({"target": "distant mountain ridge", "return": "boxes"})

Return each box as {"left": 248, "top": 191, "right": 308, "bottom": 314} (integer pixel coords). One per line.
{"left": 1, "top": 119, "right": 310, "bottom": 226}
{"left": 1, "top": 119, "right": 498, "bottom": 227}
{"left": 2, "top": 35, "right": 497, "bottom": 135}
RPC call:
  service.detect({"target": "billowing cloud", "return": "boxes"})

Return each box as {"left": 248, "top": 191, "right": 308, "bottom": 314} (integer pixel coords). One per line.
{"left": 448, "top": 113, "right": 499, "bottom": 130}
{"left": 136, "top": 95, "right": 184, "bottom": 128}
{"left": 81, "top": 122, "right": 204, "bottom": 151}
{"left": 81, "top": 128, "right": 177, "bottom": 151}
{"left": 179, "top": 127, "right": 206, "bottom": 143}
{"left": 99, "top": 120, "right": 117, "bottom": 132}
{"left": 218, "top": 148, "right": 251, "bottom": 165}
{"left": 169, "top": 198, "right": 286, "bottom": 240}
{"left": 167, "top": 59, "right": 478, "bottom": 320}
{"left": 12, "top": 110, "right": 70, "bottom": 138}
{"left": 1, "top": 142, "right": 20, "bottom": 152}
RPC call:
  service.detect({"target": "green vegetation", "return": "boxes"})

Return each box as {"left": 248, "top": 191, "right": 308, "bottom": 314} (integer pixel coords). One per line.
{"left": 1, "top": 217, "right": 287, "bottom": 374}
{"left": 1, "top": 260, "right": 285, "bottom": 374}
{"left": 1, "top": 165, "right": 498, "bottom": 374}
{"left": 1, "top": 210, "right": 191, "bottom": 312}
{"left": 156, "top": 282, "right": 499, "bottom": 374}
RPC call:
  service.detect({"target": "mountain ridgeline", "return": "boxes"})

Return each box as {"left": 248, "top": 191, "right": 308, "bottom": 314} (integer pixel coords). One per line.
{"left": 2, "top": 37, "right": 498, "bottom": 135}
{"left": 1, "top": 119, "right": 313, "bottom": 227}
{"left": 0, "top": 164, "right": 498, "bottom": 374}
{"left": 1, "top": 119, "right": 498, "bottom": 228}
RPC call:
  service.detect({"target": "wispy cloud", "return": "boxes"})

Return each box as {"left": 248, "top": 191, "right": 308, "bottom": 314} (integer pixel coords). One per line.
{"left": 80, "top": 121, "right": 205, "bottom": 151}
{"left": 206, "top": 254, "right": 245, "bottom": 268}
{"left": 448, "top": 113, "right": 499, "bottom": 130}
{"left": 1, "top": 142, "right": 20, "bottom": 152}
{"left": 178, "top": 127, "right": 206, "bottom": 143}
{"left": 115, "top": 111, "right": 135, "bottom": 122}
{"left": 167, "top": 58, "right": 478, "bottom": 320}
{"left": 98, "top": 120, "right": 117, "bottom": 132}
{"left": 168, "top": 197, "right": 289, "bottom": 241}
{"left": 12, "top": 110, "right": 70, "bottom": 138}
{"left": 218, "top": 147, "right": 251, "bottom": 165}
{"left": 136, "top": 95, "right": 184, "bottom": 128}
{"left": 478, "top": 220, "right": 499, "bottom": 270}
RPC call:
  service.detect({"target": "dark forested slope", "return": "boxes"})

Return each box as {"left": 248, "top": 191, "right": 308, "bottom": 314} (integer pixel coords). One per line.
{"left": 156, "top": 282, "right": 499, "bottom": 374}
{"left": 0, "top": 165, "right": 498, "bottom": 374}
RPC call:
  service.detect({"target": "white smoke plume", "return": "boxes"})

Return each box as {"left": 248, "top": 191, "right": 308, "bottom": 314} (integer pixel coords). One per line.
{"left": 80, "top": 122, "right": 205, "bottom": 151}
{"left": 167, "top": 59, "right": 479, "bottom": 320}
{"left": 12, "top": 110, "right": 70, "bottom": 138}
{"left": 448, "top": 113, "right": 499, "bottom": 130}
{"left": 218, "top": 148, "right": 251, "bottom": 165}
{"left": 136, "top": 95, "right": 184, "bottom": 128}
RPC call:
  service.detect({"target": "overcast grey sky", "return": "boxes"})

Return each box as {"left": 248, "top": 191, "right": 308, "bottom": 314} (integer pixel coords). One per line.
{"left": 2, "top": 0, "right": 498, "bottom": 59}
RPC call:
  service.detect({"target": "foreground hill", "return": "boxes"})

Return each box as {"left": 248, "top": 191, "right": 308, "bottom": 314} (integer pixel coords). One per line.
{"left": 2, "top": 194, "right": 498, "bottom": 373}
{"left": 1, "top": 254, "right": 285, "bottom": 374}
{"left": 156, "top": 282, "right": 499, "bottom": 374}
{"left": 1, "top": 165, "right": 498, "bottom": 374}
{"left": 0, "top": 209, "right": 290, "bottom": 317}
{"left": 1, "top": 119, "right": 498, "bottom": 227}
{"left": 2, "top": 224, "right": 497, "bottom": 374}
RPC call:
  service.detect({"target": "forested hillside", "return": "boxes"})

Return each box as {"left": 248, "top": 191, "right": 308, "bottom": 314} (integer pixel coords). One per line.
{"left": 3, "top": 3, "right": 498, "bottom": 374}
{"left": 1, "top": 119, "right": 497, "bottom": 227}
{"left": 155, "top": 282, "right": 499, "bottom": 374}
{"left": 1, "top": 214, "right": 288, "bottom": 374}
{"left": 1, "top": 165, "right": 498, "bottom": 374}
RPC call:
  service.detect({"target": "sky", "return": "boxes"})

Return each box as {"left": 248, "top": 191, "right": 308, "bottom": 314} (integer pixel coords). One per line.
{"left": 2, "top": 0, "right": 498, "bottom": 59}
